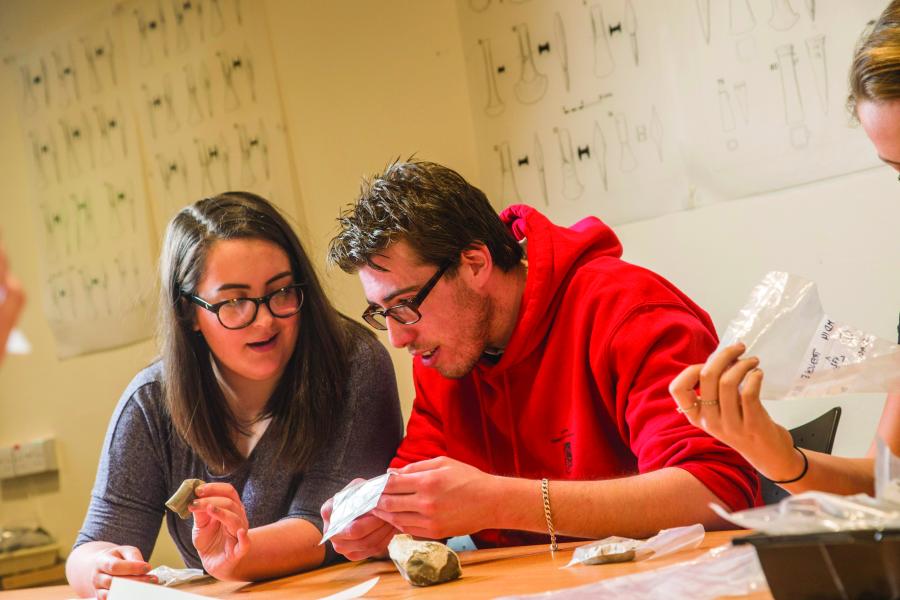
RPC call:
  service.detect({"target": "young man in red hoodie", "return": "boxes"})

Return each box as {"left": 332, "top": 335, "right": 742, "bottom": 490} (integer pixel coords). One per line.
{"left": 323, "top": 160, "right": 759, "bottom": 560}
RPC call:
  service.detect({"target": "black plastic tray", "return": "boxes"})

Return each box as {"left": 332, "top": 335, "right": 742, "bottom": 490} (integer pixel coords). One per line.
{"left": 733, "top": 529, "right": 900, "bottom": 600}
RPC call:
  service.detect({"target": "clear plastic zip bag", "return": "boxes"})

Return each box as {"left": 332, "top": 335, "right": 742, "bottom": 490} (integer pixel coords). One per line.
{"left": 718, "top": 271, "right": 900, "bottom": 399}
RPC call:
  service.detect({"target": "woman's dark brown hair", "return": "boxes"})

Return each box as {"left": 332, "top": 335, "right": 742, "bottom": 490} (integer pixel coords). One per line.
{"left": 159, "top": 191, "right": 355, "bottom": 473}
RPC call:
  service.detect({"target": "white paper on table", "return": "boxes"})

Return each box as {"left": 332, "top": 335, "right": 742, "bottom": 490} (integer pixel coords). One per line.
{"left": 108, "top": 578, "right": 209, "bottom": 599}
{"left": 6, "top": 328, "right": 30, "bottom": 354}
{"left": 320, "top": 473, "right": 391, "bottom": 544}
{"left": 317, "top": 576, "right": 380, "bottom": 600}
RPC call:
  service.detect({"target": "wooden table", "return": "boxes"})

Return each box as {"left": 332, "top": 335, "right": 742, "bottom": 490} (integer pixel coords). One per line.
{"left": 2, "top": 531, "right": 771, "bottom": 599}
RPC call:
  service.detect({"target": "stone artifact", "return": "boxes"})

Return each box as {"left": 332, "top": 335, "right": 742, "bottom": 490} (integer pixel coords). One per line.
{"left": 387, "top": 534, "right": 462, "bottom": 587}
{"left": 165, "top": 478, "right": 205, "bottom": 519}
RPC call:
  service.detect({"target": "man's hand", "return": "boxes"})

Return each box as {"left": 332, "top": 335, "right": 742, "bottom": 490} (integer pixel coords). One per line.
{"left": 321, "top": 479, "right": 397, "bottom": 561}
{"left": 372, "top": 456, "right": 500, "bottom": 540}
{"left": 190, "top": 483, "right": 251, "bottom": 580}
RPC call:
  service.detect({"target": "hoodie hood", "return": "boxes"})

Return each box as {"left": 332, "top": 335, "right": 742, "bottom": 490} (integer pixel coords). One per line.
{"left": 493, "top": 204, "right": 623, "bottom": 372}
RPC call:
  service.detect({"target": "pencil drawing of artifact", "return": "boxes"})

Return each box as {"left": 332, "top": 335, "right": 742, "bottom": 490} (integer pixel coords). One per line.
{"left": 593, "top": 121, "right": 608, "bottom": 191}
{"left": 48, "top": 270, "right": 77, "bottom": 321}
{"left": 92, "top": 103, "right": 127, "bottom": 165}
{"left": 235, "top": 120, "right": 271, "bottom": 187}
{"left": 29, "top": 129, "right": 61, "bottom": 187}
{"left": 469, "top": 0, "right": 491, "bottom": 12}
{"left": 157, "top": 150, "right": 190, "bottom": 208}
{"left": 81, "top": 29, "right": 117, "bottom": 93}
{"left": 614, "top": 113, "right": 638, "bottom": 172}
{"left": 624, "top": 0, "right": 639, "bottom": 67}
{"left": 479, "top": 39, "right": 505, "bottom": 116}
{"left": 52, "top": 44, "right": 81, "bottom": 109}
{"left": 172, "top": 0, "right": 202, "bottom": 52}
{"left": 774, "top": 44, "right": 804, "bottom": 125}
{"left": 730, "top": 0, "right": 756, "bottom": 35}
{"left": 70, "top": 191, "right": 98, "bottom": 253}
{"left": 649, "top": 106, "right": 663, "bottom": 162}
{"left": 513, "top": 23, "right": 548, "bottom": 104}
{"left": 208, "top": 0, "right": 226, "bottom": 36}
{"left": 806, "top": 35, "right": 828, "bottom": 114}
{"left": 40, "top": 200, "right": 70, "bottom": 260}
{"left": 554, "top": 13, "right": 570, "bottom": 93}
{"left": 20, "top": 59, "right": 50, "bottom": 115}
{"left": 717, "top": 80, "right": 736, "bottom": 132}
{"left": 696, "top": 0, "right": 711, "bottom": 44}
{"left": 494, "top": 142, "right": 521, "bottom": 208}
{"left": 105, "top": 181, "right": 137, "bottom": 234}
{"left": 768, "top": 0, "right": 799, "bottom": 31}
{"left": 77, "top": 265, "right": 111, "bottom": 319}
{"left": 142, "top": 75, "right": 180, "bottom": 138}
{"left": 635, "top": 126, "right": 647, "bottom": 143}
{"left": 234, "top": 0, "right": 244, "bottom": 25}
{"left": 133, "top": 1, "right": 169, "bottom": 67}
{"left": 533, "top": 134, "right": 549, "bottom": 206}
{"left": 562, "top": 92, "right": 614, "bottom": 115}
{"left": 184, "top": 64, "right": 207, "bottom": 124}
{"left": 805, "top": 0, "right": 815, "bottom": 21}
{"left": 59, "top": 114, "right": 96, "bottom": 178}
{"left": 591, "top": 4, "right": 615, "bottom": 77}
{"left": 217, "top": 48, "right": 257, "bottom": 111}
{"left": 196, "top": 135, "right": 232, "bottom": 194}
{"left": 554, "top": 127, "right": 584, "bottom": 201}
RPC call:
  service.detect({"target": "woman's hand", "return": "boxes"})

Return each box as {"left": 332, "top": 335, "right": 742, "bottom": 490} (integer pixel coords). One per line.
{"left": 190, "top": 482, "right": 251, "bottom": 581}
{"left": 669, "top": 343, "right": 805, "bottom": 482}
{"left": 86, "top": 544, "right": 156, "bottom": 600}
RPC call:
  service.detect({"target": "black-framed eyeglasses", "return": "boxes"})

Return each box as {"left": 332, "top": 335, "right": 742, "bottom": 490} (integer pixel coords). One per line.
{"left": 362, "top": 262, "right": 451, "bottom": 330}
{"left": 185, "top": 284, "right": 304, "bottom": 330}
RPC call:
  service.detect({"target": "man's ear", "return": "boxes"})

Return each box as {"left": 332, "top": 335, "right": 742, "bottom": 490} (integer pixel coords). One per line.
{"left": 458, "top": 243, "right": 493, "bottom": 289}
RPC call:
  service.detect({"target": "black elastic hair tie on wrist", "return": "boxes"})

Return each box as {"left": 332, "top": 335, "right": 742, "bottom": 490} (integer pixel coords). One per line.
{"left": 769, "top": 445, "right": 809, "bottom": 484}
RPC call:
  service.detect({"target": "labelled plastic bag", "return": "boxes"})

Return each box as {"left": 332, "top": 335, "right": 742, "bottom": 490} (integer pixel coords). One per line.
{"left": 718, "top": 271, "right": 900, "bottom": 399}
{"left": 710, "top": 491, "right": 900, "bottom": 536}
{"left": 565, "top": 524, "right": 705, "bottom": 567}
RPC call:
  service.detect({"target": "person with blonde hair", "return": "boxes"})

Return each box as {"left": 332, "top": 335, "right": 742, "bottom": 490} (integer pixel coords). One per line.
{"left": 670, "top": 1, "right": 900, "bottom": 496}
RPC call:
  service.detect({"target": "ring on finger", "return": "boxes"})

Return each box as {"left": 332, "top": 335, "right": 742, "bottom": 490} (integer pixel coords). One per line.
{"left": 697, "top": 400, "right": 720, "bottom": 406}
{"left": 676, "top": 402, "right": 700, "bottom": 414}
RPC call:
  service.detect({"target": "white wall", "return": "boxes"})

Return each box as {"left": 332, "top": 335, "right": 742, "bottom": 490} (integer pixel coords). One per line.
{"left": 616, "top": 166, "right": 900, "bottom": 457}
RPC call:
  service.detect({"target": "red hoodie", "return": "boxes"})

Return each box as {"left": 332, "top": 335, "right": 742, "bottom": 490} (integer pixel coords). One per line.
{"left": 391, "top": 205, "right": 760, "bottom": 548}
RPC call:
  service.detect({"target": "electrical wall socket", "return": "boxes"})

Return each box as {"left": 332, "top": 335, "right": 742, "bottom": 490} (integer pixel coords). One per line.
{"left": 10, "top": 439, "right": 58, "bottom": 477}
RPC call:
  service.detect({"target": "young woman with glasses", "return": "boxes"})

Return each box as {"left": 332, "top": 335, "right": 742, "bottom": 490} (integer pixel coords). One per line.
{"left": 670, "top": 1, "right": 900, "bottom": 497}
{"left": 66, "top": 192, "right": 403, "bottom": 599}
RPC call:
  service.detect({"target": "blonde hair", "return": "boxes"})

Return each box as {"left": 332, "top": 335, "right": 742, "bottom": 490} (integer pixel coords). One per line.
{"left": 849, "top": 1, "right": 900, "bottom": 116}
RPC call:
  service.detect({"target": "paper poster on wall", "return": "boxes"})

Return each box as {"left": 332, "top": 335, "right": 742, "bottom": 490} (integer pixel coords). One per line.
{"left": 116, "top": 0, "right": 300, "bottom": 233}
{"left": 11, "top": 1, "right": 301, "bottom": 358}
{"left": 13, "top": 14, "right": 157, "bottom": 359}
{"left": 457, "top": 0, "right": 885, "bottom": 227}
